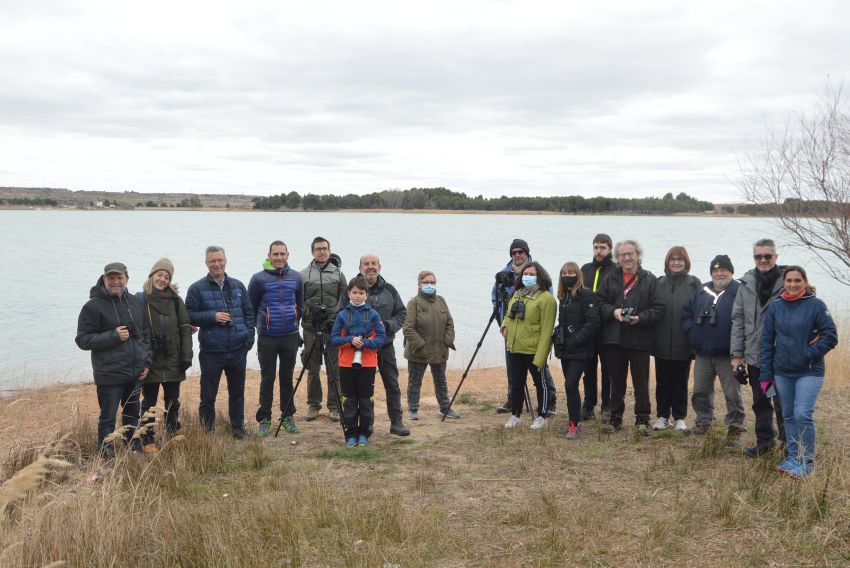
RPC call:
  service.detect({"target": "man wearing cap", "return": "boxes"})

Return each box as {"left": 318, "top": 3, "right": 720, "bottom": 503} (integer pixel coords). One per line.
{"left": 186, "top": 246, "right": 255, "bottom": 439}
{"left": 681, "top": 255, "right": 745, "bottom": 444}
{"left": 76, "top": 262, "right": 152, "bottom": 459}
{"left": 579, "top": 233, "right": 615, "bottom": 420}
{"left": 301, "top": 237, "right": 347, "bottom": 422}
{"left": 492, "top": 239, "right": 557, "bottom": 415}
{"left": 730, "top": 238, "right": 786, "bottom": 457}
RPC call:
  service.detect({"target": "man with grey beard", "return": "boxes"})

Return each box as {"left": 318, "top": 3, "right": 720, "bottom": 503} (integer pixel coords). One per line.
{"left": 681, "top": 255, "right": 745, "bottom": 445}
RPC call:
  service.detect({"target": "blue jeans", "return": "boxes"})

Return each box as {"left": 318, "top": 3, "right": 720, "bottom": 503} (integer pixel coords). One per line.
{"left": 774, "top": 374, "right": 823, "bottom": 462}
{"left": 96, "top": 381, "right": 141, "bottom": 456}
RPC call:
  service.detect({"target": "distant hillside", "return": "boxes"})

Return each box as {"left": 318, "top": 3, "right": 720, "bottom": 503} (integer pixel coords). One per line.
{"left": 0, "top": 187, "right": 257, "bottom": 209}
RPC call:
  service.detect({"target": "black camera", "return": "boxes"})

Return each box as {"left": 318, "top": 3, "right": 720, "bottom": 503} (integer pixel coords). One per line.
{"left": 223, "top": 310, "right": 233, "bottom": 326}
{"left": 311, "top": 304, "right": 328, "bottom": 323}
{"left": 696, "top": 304, "right": 717, "bottom": 326}
{"left": 734, "top": 364, "right": 749, "bottom": 385}
{"left": 495, "top": 271, "right": 516, "bottom": 288}
{"left": 508, "top": 300, "right": 525, "bottom": 320}
{"left": 151, "top": 334, "right": 171, "bottom": 356}
{"left": 620, "top": 307, "right": 635, "bottom": 324}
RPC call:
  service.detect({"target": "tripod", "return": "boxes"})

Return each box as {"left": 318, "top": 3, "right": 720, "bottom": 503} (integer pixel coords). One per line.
{"left": 442, "top": 280, "right": 531, "bottom": 422}
{"left": 275, "top": 316, "right": 347, "bottom": 440}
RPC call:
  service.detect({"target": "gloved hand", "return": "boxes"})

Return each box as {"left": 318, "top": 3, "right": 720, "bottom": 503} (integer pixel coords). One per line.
{"left": 179, "top": 360, "right": 192, "bottom": 372}
{"left": 760, "top": 380, "right": 775, "bottom": 395}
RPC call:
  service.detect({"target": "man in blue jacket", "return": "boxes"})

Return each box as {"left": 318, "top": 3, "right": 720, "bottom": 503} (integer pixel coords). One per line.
{"left": 248, "top": 240, "right": 304, "bottom": 437}
{"left": 681, "top": 255, "right": 744, "bottom": 444}
{"left": 186, "top": 246, "right": 255, "bottom": 439}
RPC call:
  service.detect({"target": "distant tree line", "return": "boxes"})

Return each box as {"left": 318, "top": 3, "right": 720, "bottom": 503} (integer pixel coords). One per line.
{"left": 0, "top": 197, "right": 58, "bottom": 206}
{"left": 252, "top": 187, "right": 714, "bottom": 214}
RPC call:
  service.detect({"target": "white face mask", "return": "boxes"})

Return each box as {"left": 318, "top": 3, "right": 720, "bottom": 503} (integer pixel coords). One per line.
{"left": 351, "top": 299, "right": 366, "bottom": 307}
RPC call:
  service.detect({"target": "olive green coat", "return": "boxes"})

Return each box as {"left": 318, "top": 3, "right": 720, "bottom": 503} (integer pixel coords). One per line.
{"left": 500, "top": 290, "right": 557, "bottom": 369}
{"left": 138, "top": 290, "right": 194, "bottom": 383}
{"left": 403, "top": 292, "right": 456, "bottom": 364}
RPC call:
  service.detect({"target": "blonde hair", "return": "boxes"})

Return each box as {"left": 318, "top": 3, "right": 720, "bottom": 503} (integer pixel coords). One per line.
{"left": 557, "top": 262, "right": 584, "bottom": 299}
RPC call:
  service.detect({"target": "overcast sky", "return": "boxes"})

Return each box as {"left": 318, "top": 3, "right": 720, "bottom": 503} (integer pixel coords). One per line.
{"left": 1, "top": 0, "right": 847, "bottom": 201}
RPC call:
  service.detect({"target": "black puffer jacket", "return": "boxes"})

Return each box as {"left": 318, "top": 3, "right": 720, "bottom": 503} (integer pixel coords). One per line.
{"left": 554, "top": 288, "right": 601, "bottom": 360}
{"left": 339, "top": 275, "right": 406, "bottom": 341}
{"left": 76, "top": 278, "right": 152, "bottom": 385}
{"left": 596, "top": 266, "right": 665, "bottom": 351}
{"left": 653, "top": 271, "right": 701, "bottom": 360}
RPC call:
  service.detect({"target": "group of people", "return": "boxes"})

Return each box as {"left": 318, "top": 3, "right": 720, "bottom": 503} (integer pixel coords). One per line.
{"left": 492, "top": 234, "right": 837, "bottom": 478}
{"left": 76, "top": 233, "right": 837, "bottom": 478}
{"left": 76, "top": 237, "right": 457, "bottom": 457}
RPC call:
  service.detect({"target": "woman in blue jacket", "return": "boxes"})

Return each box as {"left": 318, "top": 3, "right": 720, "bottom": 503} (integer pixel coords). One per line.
{"left": 760, "top": 266, "right": 837, "bottom": 478}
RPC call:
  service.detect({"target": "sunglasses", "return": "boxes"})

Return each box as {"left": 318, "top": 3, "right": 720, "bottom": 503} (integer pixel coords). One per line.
{"left": 753, "top": 254, "right": 774, "bottom": 261}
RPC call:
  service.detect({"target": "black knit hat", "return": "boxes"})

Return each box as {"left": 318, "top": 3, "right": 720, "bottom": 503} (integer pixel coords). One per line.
{"left": 509, "top": 238, "right": 530, "bottom": 256}
{"left": 709, "top": 254, "right": 734, "bottom": 273}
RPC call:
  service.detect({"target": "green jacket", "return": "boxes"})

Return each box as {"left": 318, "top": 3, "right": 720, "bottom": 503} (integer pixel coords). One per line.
{"left": 500, "top": 290, "right": 557, "bottom": 368}
{"left": 403, "top": 292, "right": 456, "bottom": 364}
{"left": 137, "top": 289, "right": 193, "bottom": 383}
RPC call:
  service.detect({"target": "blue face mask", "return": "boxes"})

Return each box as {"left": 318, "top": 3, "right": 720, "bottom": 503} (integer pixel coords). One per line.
{"left": 421, "top": 283, "right": 436, "bottom": 295}
{"left": 521, "top": 275, "right": 537, "bottom": 288}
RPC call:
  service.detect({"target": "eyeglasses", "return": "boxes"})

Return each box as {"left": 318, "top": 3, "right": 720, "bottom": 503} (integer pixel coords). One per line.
{"left": 313, "top": 247, "right": 329, "bottom": 252}
{"left": 421, "top": 281, "right": 436, "bottom": 285}
{"left": 669, "top": 258, "right": 685, "bottom": 263}
{"left": 618, "top": 252, "right": 635, "bottom": 258}
{"left": 511, "top": 250, "right": 527, "bottom": 256}
{"left": 754, "top": 254, "right": 774, "bottom": 261}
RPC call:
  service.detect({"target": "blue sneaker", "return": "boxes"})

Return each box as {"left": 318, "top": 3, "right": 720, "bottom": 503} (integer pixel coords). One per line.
{"left": 346, "top": 437, "right": 357, "bottom": 447}
{"left": 776, "top": 458, "right": 796, "bottom": 474}
{"left": 787, "top": 460, "right": 814, "bottom": 479}
{"left": 357, "top": 435, "right": 368, "bottom": 446}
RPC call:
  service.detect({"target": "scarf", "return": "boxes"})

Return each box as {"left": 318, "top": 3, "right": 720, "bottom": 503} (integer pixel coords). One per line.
{"left": 755, "top": 266, "right": 780, "bottom": 305}
{"left": 148, "top": 287, "right": 175, "bottom": 315}
{"left": 780, "top": 288, "right": 808, "bottom": 302}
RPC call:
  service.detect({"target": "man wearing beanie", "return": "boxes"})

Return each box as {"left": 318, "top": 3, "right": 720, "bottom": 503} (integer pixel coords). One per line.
{"left": 492, "top": 238, "right": 557, "bottom": 415}
{"left": 731, "top": 238, "right": 786, "bottom": 457}
{"left": 682, "top": 254, "right": 745, "bottom": 443}
{"left": 76, "top": 262, "right": 152, "bottom": 460}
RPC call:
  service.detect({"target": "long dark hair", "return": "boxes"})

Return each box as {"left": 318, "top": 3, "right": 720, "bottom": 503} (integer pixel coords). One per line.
{"left": 516, "top": 261, "right": 552, "bottom": 292}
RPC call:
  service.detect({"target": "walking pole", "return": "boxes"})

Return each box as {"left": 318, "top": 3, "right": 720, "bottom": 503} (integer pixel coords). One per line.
{"left": 274, "top": 338, "right": 317, "bottom": 438}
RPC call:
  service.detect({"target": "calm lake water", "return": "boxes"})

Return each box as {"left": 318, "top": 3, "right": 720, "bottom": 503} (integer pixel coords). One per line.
{"left": 1, "top": 210, "right": 846, "bottom": 391}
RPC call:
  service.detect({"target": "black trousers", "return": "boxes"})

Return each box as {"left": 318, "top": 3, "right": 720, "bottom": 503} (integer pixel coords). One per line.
{"left": 654, "top": 357, "right": 691, "bottom": 421}
{"left": 140, "top": 381, "right": 182, "bottom": 444}
{"left": 97, "top": 381, "right": 141, "bottom": 456}
{"left": 508, "top": 353, "right": 546, "bottom": 417}
{"left": 339, "top": 366, "right": 376, "bottom": 438}
{"left": 583, "top": 343, "right": 610, "bottom": 412}
{"left": 605, "top": 345, "right": 651, "bottom": 426}
{"left": 747, "top": 365, "right": 785, "bottom": 449}
{"left": 561, "top": 358, "right": 586, "bottom": 424}
{"left": 377, "top": 344, "right": 403, "bottom": 423}
{"left": 256, "top": 333, "right": 300, "bottom": 422}
{"left": 199, "top": 348, "right": 247, "bottom": 432}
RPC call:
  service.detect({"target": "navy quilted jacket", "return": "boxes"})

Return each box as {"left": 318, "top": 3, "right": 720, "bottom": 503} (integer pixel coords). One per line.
{"left": 186, "top": 273, "right": 255, "bottom": 352}
{"left": 248, "top": 261, "right": 303, "bottom": 336}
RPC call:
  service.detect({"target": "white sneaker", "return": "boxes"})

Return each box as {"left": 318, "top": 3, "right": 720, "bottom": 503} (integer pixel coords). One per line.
{"left": 504, "top": 415, "right": 521, "bottom": 429}
{"left": 653, "top": 417, "right": 671, "bottom": 431}
{"left": 530, "top": 416, "right": 547, "bottom": 430}
{"left": 673, "top": 419, "right": 690, "bottom": 433}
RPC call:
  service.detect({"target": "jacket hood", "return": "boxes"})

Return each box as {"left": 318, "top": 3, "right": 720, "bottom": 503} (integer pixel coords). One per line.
{"left": 262, "top": 259, "right": 290, "bottom": 273}
{"left": 90, "top": 276, "right": 127, "bottom": 300}
{"left": 591, "top": 255, "right": 613, "bottom": 268}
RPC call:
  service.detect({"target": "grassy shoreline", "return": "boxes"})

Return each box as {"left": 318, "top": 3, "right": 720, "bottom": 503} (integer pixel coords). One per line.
{"left": 2, "top": 359, "right": 849, "bottom": 566}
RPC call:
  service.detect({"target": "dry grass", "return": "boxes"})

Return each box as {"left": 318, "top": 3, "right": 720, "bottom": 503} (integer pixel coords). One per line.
{"left": 1, "top": 344, "right": 850, "bottom": 566}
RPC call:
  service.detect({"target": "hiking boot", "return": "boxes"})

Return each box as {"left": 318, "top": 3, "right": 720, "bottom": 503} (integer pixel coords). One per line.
{"left": 637, "top": 424, "right": 651, "bottom": 437}
{"left": 504, "top": 415, "right": 521, "bottom": 429}
{"left": 142, "top": 443, "right": 159, "bottom": 455}
{"left": 329, "top": 410, "right": 340, "bottom": 422}
{"left": 441, "top": 408, "right": 461, "bottom": 419}
{"left": 257, "top": 419, "right": 271, "bottom": 438}
{"left": 653, "top": 417, "right": 671, "bottom": 431}
{"left": 673, "top": 419, "right": 691, "bottom": 434}
{"left": 744, "top": 441, "right": 776, "bottom": 458}
{"left": 232, "top": 428, "right": 248, "bottom": 440}
{"left": 726, "top": 429, "right": 743, "bottom": 448}
{"left": 496, "top": 401, "right": 511, "bottom": 414}
{"left": 281, "top": 416, "right": 298, "bottom": 434}
{"left": 409, "top": 410, "right": 420, "bottom": 421}
{"left": 581, "top": 408, "right": 595, "bottom": 421}
{"left": 390, "top": 421, "right": 410, "bottom": 436}
{"left": 357, "top": 435, "right": 369, "bottom": 446}
{"left": 545, "top": 407, "right": 558, "bottom": 418}
{"left": 601, "top": 410, "right": 611, "bottom": 426}
{"left": 563, "top": 421, "right": 581, "bottom": 440}
{"left": 600, "top": 423, "right": 615, "bottom": 434}
{"left": 692, "top": 423, "right": 711, "bottom": 436}
{"left": 346, "top": 437, "right": 357, "bottom": 447}
{"left": 530, "top": 416, "right": 547, "bottom": 430}
{"left": 305, "top": 408, "right": 320, "bottom": 422}
{"left": 785, "top": 460, "right": 813, "bottom": 478}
